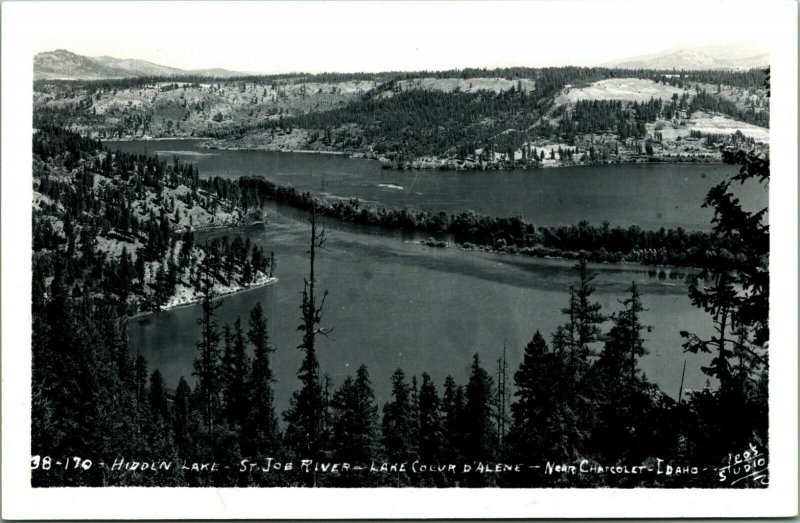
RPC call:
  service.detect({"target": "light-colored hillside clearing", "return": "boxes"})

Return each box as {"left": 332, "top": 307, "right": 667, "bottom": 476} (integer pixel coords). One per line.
{"left": 95, "top": 235, "right": 145, "bottom": 260}
{"left": 654, "top": 112, "right": 769, "bottom": 143}
{"left": 555, "top": 78, "right": 695, "bottom": 105}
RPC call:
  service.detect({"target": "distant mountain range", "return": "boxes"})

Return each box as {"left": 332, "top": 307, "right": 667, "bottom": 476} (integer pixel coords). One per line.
{"left": 36, "top": 44, "right": 769, "bottom": 82}
{"left": 604, "top": 43, "right": 769, "bottom": 70}
{"left": 34, "top": 49, "right": 246, "bottom": 80}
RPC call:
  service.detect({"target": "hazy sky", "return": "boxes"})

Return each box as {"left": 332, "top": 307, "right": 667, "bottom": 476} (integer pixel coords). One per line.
{"left": 30, "top": 0, "right": 774, "bottom": 73}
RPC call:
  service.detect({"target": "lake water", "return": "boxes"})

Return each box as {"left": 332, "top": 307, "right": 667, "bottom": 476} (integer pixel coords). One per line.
{"left": 119, "top": 140, "right": 767, "bottom": 413}
{"left": 112, "top": 139, "right": 767, "bottom": 231}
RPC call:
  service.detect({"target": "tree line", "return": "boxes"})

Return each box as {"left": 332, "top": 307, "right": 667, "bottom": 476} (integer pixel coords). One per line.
{"left": 196, "top": 173, "right": 744, "bottom": 269}
{"left": 34, "top": 66, "right": 767, "bottom": 94}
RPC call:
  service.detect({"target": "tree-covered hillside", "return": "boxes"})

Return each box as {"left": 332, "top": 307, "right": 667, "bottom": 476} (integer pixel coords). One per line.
{"left": 34, "top": 66, "right": 769, "bottom": 169}
{"left": 33, "top": 126, "right": 276, "bottom": 316}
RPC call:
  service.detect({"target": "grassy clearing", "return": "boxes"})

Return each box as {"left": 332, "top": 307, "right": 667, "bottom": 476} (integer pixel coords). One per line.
{"left": 655, "top": 111, "right": 769, "bottom": 143}
{"left": 554, "top": 78, "right": 695, "bottom": 105}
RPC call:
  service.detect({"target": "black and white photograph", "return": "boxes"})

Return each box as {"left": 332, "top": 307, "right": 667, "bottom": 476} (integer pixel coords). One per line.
{"left": 2, "top": 0, "right": 797, "bottom": 519}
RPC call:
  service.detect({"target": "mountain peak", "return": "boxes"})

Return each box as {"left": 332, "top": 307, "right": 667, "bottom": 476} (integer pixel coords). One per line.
{"left": 34, "top": 49, "right": 245, "bottom": 80}
{"left": 604, "top": 43, "right": 769, "bottom": 70}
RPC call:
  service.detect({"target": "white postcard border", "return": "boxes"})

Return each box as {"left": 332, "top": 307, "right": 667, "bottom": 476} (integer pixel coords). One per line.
{"left": 2, "top": 1, "right": 797, "bottom": 519}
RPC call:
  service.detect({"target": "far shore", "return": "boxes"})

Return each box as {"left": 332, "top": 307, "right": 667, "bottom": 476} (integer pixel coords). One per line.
{"left": 102, "top": 135, "right": 206, "bottom": 142}
{"left": 97, "top": 134, "right": 730, "bottom": 170}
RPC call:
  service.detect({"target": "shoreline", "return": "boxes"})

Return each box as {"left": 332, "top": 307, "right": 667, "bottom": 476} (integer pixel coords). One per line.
{"left": 417, "top": 235, "right": 702, "bottom": 271}
{"left": 429, "top": 240, "right": 704, "bottom": 273}
{"left": 197, "top": 140, "right": 726, "bottom": 170}
{"left": 102, "top": 136, "right": 207, "bottom": 142}
{"left": 128, "top": 276, "right": 278, "bottom": 321}
{"left": 95, "top": 134, "right": 728, "bottom": 170}
{"left": 202, "top": 142, "right": 351, "bottom": 156}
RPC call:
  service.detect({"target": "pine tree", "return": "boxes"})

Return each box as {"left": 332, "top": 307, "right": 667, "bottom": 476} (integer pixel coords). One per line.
{"left": 494, "top": 341, "right": 510, "bottom": 456}
{"left": 381, "top": 368, "right": 415, "bottom": 485}
{"left": 244, "top": 303, "right": 280, "bottom": 465}
{"left": 283, "top": 210, "right": 331, "bottom": 486}
{"left": 587, "top": 283, "right": 652, "bottom": 464}
{"left": 463, "top": 354, "right": 496, "bottom": 486}
{"left": 330, "top": 365, "right": 380, "bottom": 486}
{"left": 172, "top": 376, "right": 196, "bottom": 463}
{"left": 148, "top": 369, "right": 169, "bottom": 418}
{"left": 680, "top": 148, "right": 770, "bottom": 462}
{"left": 682, "top": 150, "right": 769, "bottom": 384}
{"left": 134, "top": 252, "right": 145, "bottom": 288}
{"left": 221, "top": 319, "right": 250, "bottom": 429}
{"left": 620, "top": 282, "right": 647, "bottom": 384}
{"left": 417, "top": 372, "right": 445, "bottom": 486}
{"left": 134, "top": 354, "right": 149, "bottom": 421}
{"left": 572, "top": 258, "right": 606, "bottom": 367}
{"left": 506, "top": 331, "right": 557, "bottom": 484}
{"left": 193, "top": 258, "right": 222, "bottom": 436}
{"left": 410, "top": 375, "right": 420, "bottom": 457}
{"left": 144, "top": 369, "right": 181, "bottom": 486}
{"left": 441, "top": 375, "right": 466, "bottom": 468}
{"left": 555, "top": 259, "right": 606, "bottom": 378}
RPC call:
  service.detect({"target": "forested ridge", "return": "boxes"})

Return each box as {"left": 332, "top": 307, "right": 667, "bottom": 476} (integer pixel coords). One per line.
{"left": 32, "top": 127, "right": 769, "bottom": 488}
{"left": 33, "top": 126, "right": 276, "bottom": 317}
{"left": 34, "top": 65, "right": 769, "bottom": 93}
{"left": 34, "top": 66, "right": 769, "bottom": 169}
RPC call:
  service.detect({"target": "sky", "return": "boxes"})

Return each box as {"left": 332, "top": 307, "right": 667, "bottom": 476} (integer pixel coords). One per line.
{"left": 28, "top": 0, "right": 776, "bottom": 73}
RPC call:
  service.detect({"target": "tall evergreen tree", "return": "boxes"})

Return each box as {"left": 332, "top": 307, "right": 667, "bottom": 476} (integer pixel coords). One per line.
{"left": 410, "top": 375, "right": 421, "bottom": 457}
{"left": 330, "top": 365, "right": 380, "bottom": 486}
{"left": 507, "top": 332, "right": 552, "bottom": 483}
{"left": 571, "top": 258, "right": 606, "bottom": 372}
{"left": 494, "top": 341, "right": 510, "bottom": 456}
{"left": 172, "top": 376, "right": 196, "bottom": 463}
{"left": 680, "top": 147, "right": 769, "bottom": 468}
{"left": 603, "top": 282, "right": 648, "bottom": 385}
{"left": 586, "top": 283, "right": 655, "bottom": 465}
{"left": 144, "top": 369, "right": 181, "bottom": 486}
{"left": 193, "top": 258, "right": 222, "bottom": 436}
{"left": 441, "top": 375, "right": 466, "bottom": 469}
{"left": 284, "top": 210, "right": 331, "bottom": 486}
{"left": 222, "top": 319, "right": 250, "bottom": 429}
{"left": 417, "top": 372, "right": 445, "bottom": 486}
{"left": 381, "top": 368, "right": 415, "bottom": 485}
{"left": 244, "top": 302, "right": 280, "bottom": 465}
{"left": 463, "top": 354, "right": 496, "bottom": 486}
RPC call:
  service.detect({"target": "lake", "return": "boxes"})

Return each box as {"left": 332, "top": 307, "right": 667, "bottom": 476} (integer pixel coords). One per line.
{"left": 112, "top": 139, "right": 767, "bottom": 231}
{"left": 119, "top": 140, "right": 767, "bottom": 413}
